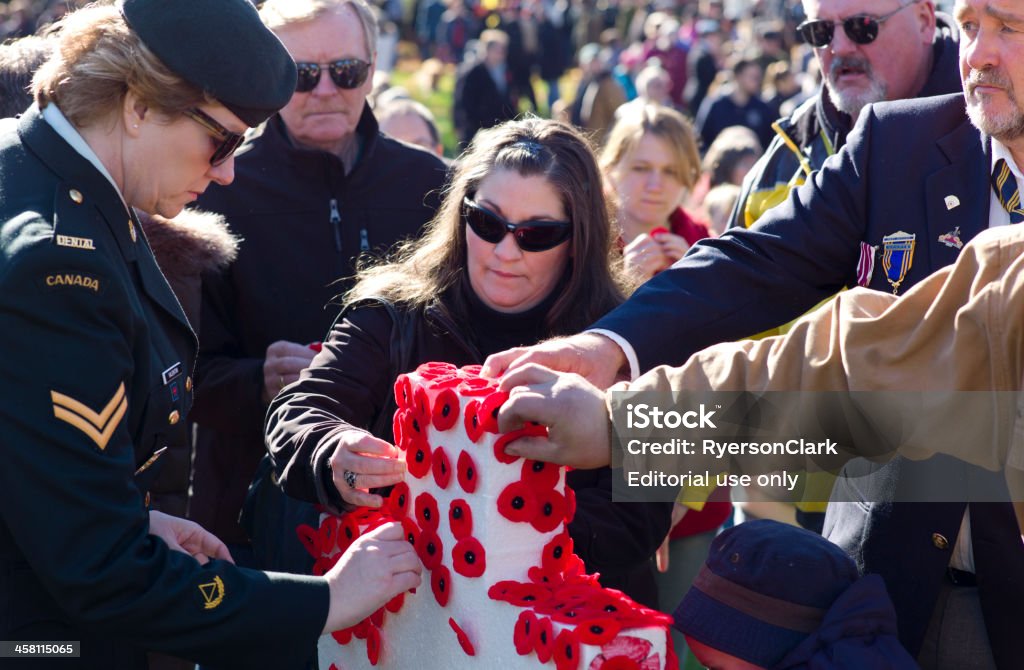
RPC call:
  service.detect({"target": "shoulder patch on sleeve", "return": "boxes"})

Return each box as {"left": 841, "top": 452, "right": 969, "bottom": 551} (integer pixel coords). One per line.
{"left": 51, "top": 382, "right": 127, "bottom": 450}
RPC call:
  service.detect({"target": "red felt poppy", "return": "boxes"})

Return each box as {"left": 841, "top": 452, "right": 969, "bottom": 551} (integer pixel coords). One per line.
{"left": 431, "top": 564, "right": 452, "bottom": 607}
{"left": 296, "top": 523, "right": 321, "bottom": 558}
{"left": 385, "top": 592, "right": 405, "bottom": 613}
{"left": 521, "top": 458, "right": 560, "bottom": 489}
{"left": 531, "top": 488, "right": 568, "bottom": 533}
{"left": 391, "top": 409, "right": 407, "bottom": 451}
{"left": 582, "top": 591, "right": 630, "bottom": 618}
{"left": 533, "top": 615, "right": 555, "bottom": 663}
{"left": 553, "top": 629, "right": 581, "bottom": 670}
{"left": 401, "top": 517, "right": 420, "bottom": 549}
{"left": 418, "top": 361, "right": 457, "bottom": 377}
{"left": 463, "top": 399, "right": 484, "bottom": 443}
{"left": 542, "top": 531, "right": 574, "bottom": 573}
{"left": 337, "top": 514, "right": 360, "bottom": 552}
{"left": 487, "top": 580, "right": 521, "bottom": 602}
{"left": 576, "top": 618, "right": 622, "bottom": 646}
{"left": 527, "top": 564, "right": 563, "bottom": 586}
{"left": 431, "top": 376, "right": 463, "bottom": 391}
{"left": 448, "top": 499, "right": 473, "bottom": 539}
{"left": 318, "top": 515, "right": 339, "bottom": 555}
{"left": 353, "top": 620, "right": 370, "bottom": 640}
{"left": 458, "top": 376, "right": 496, "bottom": 396}
{"left": 505, "top": 582, "right": 553, "bottom": 606}
{"left": 497, "top": 480, "right": 539, "bottom": 523}
{"left": 456, "top": 450, "right": 478, "bottom": 493}
{"left": 493, "top": 423, "right": 548, "bottom": 464}
{"left": 394, "top": 374, "right": 412, "bottom": 410}
{"left": 406, "top": 440, "right": 432, "bottom": 479}
{"left": 412, "top": 384, "right": 431, "bottom": 421}
{"left": 370, "top": 607, "right": 385, "bottom": 628}
{"left": 431, "top": 446, "right": 452, "bottom": 489}
{"left": 478, "top": 391, "right": 509, "bottom": 433}
{"left": 565, "top": 485, "right": 577, "bottom": 522}
{"left": 452, "top": 536, "right": 486, "bottom": 578}
{"left": 366, "top": 624, "right": 381, "bottom": 665}
{"left": 415, "top": 491, "right": 440, "bottom": 530}
{"left": 417, "top": 527, "right": 444, "bottom": 570}
{"left": 462, "top": 364, "right": 483, "bottom": 376}
{"left": 385, "top": 482, "right": 410, "bottom": 520}
{"left": 331, "top": 627, "right": 353, "bottom": 645}
{"left": 431, "top": 387, "right": 460, "bottom": 430}
{"left": 449, "top": 618, "right": 476, "bottom": 656}
{"left": 514, "top": 610, "right": 537, "bottom": 655}
{"left": 403, "top": 404, "right": 428, "bottom": 443}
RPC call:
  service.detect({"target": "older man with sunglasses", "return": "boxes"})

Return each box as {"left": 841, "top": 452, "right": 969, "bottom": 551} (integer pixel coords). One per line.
{"left": 733, "top": 0, "right": 961, "bottom": 229}
{"left": 486, "top": 1, "right": 1024, "bottom": 668}
{"left": 189, "top": 0, "right": 448, "bottom": 570}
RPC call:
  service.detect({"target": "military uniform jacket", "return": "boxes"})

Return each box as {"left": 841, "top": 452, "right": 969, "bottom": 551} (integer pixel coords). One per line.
{"left": 0, "top": 107, "right": 326, "bottom": 668}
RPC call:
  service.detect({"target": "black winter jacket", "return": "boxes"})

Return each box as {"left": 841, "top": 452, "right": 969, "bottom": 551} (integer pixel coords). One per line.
{"left": 190, "top": 106, "right": 449, "bottom": 544}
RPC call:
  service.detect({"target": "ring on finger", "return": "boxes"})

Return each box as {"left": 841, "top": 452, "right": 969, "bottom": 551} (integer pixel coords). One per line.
{"left": 343, "top": 469, "right": 358, "bottom": 489}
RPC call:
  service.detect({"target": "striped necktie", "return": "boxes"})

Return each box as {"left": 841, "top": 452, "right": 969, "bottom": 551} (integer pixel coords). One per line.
{"left": 991, "top": 158, "right": 1024, "bottom": 223}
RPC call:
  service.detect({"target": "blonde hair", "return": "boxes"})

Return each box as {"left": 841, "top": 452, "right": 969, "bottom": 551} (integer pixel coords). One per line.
{"left": 260, "top": 0, "right": 378, "bottom": 58}
{"left": 347, "top": 118, "right": 627, "bottom": 335}
{"left": 601, "top": 104, "right": 701, "bottom": 191}
{"left": 32, "top": 4, "right": 209, "bottom": 128}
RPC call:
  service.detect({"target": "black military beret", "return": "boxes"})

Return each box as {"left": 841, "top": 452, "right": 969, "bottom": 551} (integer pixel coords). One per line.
{"left": 120, "top": 0, "right": 296, "bottom": 127}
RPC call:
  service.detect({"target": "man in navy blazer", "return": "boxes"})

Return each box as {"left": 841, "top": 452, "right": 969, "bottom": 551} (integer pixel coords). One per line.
{"left": 486, "top": 1, "right": 1024, "bottom": 667}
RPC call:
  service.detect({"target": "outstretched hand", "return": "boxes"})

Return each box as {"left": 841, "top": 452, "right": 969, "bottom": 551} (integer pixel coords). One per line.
{"left": 495, "top": 364, "right": 613, "bottom": 469}
{"left": 322, "top": 522, "right": 422, "bottom": 634}
{"left": 481, "top": 332, "right": 626, "bottom": 390}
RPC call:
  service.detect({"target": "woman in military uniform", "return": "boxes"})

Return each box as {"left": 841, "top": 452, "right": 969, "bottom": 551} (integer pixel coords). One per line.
{"left": 0, "top": 1, "right": 419, "bottom": 668}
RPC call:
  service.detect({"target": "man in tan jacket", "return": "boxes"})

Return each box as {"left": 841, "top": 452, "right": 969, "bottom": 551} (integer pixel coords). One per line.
{"left": 496, "top": 223, "right": 1024, "bottom": 485}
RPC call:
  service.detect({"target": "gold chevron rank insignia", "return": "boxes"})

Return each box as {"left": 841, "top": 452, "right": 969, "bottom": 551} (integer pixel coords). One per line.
{"left": 198, "top": 576, "right": 225, "bottom": 610}
{"left": 51, "top": 382, "right": 127, "bottom": 451}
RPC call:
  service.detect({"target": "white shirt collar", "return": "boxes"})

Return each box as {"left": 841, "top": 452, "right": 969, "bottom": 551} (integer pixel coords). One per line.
{"left": 990, "top": 138, "right": 1023, "bottom": 180}
{"left": 40, "top": 103, "right": 127, "bottom": 205}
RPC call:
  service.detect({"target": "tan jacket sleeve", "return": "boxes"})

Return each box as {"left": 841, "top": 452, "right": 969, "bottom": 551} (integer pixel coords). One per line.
{"left": 616, "top": 225, "right": 1024, "bottom": 479}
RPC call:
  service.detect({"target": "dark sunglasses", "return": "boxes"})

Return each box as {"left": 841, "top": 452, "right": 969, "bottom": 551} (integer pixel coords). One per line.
{"left": 182, "top": 107, "right": 245, "bottom": 166}
{"left": 295, "top": 59, "right": 371, "bottom": 92}
{"left": 462, "top": 198, "right": 572, "bottom": 252}
{"left": 797, "top": 2, "right": 913, "bottom": 47}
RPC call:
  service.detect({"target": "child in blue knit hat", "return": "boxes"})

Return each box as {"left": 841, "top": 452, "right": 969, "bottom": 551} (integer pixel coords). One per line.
{"left": 674, "top": 519, "right": 918, "bottom": 669}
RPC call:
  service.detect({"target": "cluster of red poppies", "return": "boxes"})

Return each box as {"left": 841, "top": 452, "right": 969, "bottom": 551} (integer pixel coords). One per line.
{"left": 486, "top": 527, "right": 676, "bottom": 670}
{"left": 296, "top": 507, "right": 403, "bottom": 665}
{"left": 307, "top": 363, "right": 675, "bottom": 669}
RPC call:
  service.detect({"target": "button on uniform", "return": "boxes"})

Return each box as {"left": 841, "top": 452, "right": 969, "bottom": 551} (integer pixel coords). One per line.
{"left": 69, "top": 189, "right": 83, "bottom": 204}
{"left": 185, "top": 376, "right": 192, "bottom": 392}
{"left": 128, "top": 219, "right": 137, "bottom": 243}
{"left": 932, "top": 532, "right": 949, "bottom": 550}
{"left": 168, "top": 410, "right": 180, "bottom": 426}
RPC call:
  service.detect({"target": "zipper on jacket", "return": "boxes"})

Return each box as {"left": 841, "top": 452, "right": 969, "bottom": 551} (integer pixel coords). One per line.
{"left": 359, "top": 228, "right": 370, "bottom": 252}
{"left": 329, "top": 198, "right": 342, "bottom": 252}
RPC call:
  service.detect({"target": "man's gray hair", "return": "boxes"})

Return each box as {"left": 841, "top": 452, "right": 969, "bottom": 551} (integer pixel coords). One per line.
{"left": 260, "top": 0, "right": 378, "bottom": 58}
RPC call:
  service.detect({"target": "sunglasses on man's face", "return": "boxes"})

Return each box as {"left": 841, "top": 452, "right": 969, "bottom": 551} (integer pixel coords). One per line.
{"left": 797, "top": 2, "right": 913, "bottom": 48}
{"left": 294, "top": 59, "right": 371, "bottom": 92}
{"left": 462, "top": 198, "right": 572, "bottom": 253}
{"left": 182, "top": 107, "right": 245, "bottom": 167}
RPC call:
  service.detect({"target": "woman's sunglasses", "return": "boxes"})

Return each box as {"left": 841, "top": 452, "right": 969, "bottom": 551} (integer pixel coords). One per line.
{"left": 295, "top": 59, "right": 371, "bottom": 92}
{"left": 182, "top": 107, "right": 245, "bottom": 167}
{"left": 462, "top": 198, "right": 572, "bottom": 253}
{"left": 797, "top": 3, "right": 912, "bottom": 48}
